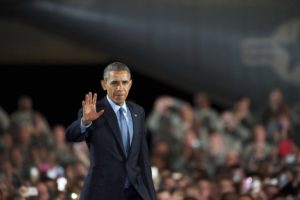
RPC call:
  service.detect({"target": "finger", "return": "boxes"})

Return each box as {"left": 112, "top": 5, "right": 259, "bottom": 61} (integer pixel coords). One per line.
{"left": 89, "top": 92, "right": 93, "bottom": 104}
{"left": 82, "top": 100, "right": 85, "bottom": 112}
{"left": 93, "top": 93, "right": 97, "bottom": 105}
{"left": 85, "top": 94, "right": 89, "bottom": 105}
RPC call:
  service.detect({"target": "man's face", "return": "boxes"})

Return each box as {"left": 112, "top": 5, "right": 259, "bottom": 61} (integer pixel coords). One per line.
{"left": 101, "top": 70, "right": 132, "bottom": 105}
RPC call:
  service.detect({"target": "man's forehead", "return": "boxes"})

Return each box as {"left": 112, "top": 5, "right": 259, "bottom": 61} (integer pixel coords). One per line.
{"left": 106, "top": 71, "right": 131, "bottom": 80}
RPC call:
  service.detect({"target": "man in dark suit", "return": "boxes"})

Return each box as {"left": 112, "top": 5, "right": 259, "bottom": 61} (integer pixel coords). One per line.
{"left": 66, "top": 62, "right": 156, "bottom": 200}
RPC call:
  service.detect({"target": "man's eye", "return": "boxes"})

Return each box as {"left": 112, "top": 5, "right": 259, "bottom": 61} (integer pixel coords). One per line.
{"left": 110, "top": 81, "right": 118, "bottom": 85}
{"left": 110, "top": 81, "right": 129, "bottom": 86}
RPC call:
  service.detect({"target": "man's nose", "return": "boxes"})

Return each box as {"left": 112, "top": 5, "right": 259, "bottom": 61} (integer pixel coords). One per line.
{"left": 116, "top": 84, "right": 123, "bottom": 90}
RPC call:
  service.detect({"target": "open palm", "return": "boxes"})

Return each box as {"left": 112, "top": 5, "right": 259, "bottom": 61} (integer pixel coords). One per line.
{"left": 82, "top": 92, "right": 104, "bottom": 125}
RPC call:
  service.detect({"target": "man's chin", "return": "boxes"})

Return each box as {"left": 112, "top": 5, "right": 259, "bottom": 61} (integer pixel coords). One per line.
{"left": 113, "top": 98, "right": 125, "bottom": 105}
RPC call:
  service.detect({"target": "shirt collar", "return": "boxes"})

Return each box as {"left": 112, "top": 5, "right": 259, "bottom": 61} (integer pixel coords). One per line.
{"left": 106, "top": 96, "right": 128, "bottom": 114}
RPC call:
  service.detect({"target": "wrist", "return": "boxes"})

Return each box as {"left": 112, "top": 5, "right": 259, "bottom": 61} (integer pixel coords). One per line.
{"left": 82, "top": 118, "right": 92, "bottom": 125}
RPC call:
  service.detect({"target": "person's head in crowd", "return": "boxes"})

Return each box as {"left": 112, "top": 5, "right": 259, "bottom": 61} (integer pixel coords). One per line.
{"left": 9, "top": 146, "right": 24, "bottom": 171}
{"left": 38, "top": 146, "right": 54, "bottom": 167}
{"left": 36, "top": 182, "right": 50, "bottom": 200}
{"left": 197, "top": 178, "right": 212, "bottom": 200}
{"left": 162, "top": 174, "right": 177, "bottom": 193}
{"left": 73, "top": 162, "right": 88, "bottom": 178}
{"left": 31, "top": 112, "right": 50, "bottom": 135}
{"left": 194, "top": 91, "right": 211, "bottom": 110}
{"left": 53, "top": 125, "right": 66, "bottom": 145}
{"left": 28, "top": 143, "right": 44, "bottom": 166}
{"left": 252, "top": 124, "right": 267, "bottom": 143}
{"left": 269, "top": 88, "right": 284, "bottom": 111}
{"left": 64, "top": 161, "right": 87, "bottom": 188}
{"left": 18, "top": 95, "right": 33, "bottom": 112}
{"left": 263, "top": 178, "right": 279, "bottom": 200}
{"left": 176, "top": 174, "right": 190, "bottom": 189}
{"left": 151, "top": 140, "right": 170, "bottom": 170}
{"left": 219, "top": 177, "right": 236, "bottom": 194}
{"left": 233, "top": 96, "right": 251, "bottom": 113}
{"left": 183, "top": 184, "right": 199, "bottom": 200}
{"left": 220, "top": 111, "right": 236, "bottom": 130}
{"left": 276, "top": 113, "right": 292, "bottom": 139}
{"left": 224, "top": 150, "right": 240, "bottom": 168}
{"left": 153, "top": 140, "right": 170, "bottom": 157}
{"left": 179, "top": 103, "right": 194, "bottom": 124}
{"left": 208, "top": 131, "right": 225, "bottom": 155}
{"left": 157, "top": 189, "right": 172, "bottom": 200}
{"left": 64, "top": 163, "right": 76, "bottom": 184}
{"left": 1, "top": 132, "right": 13, "bottom": 152}
{"left": 0, "top": 107, "right": 10, "bottom": 134}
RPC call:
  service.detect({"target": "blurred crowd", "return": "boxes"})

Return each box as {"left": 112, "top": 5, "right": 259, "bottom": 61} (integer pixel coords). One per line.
{"left": 0, "top": 95, "right": 88, "bottom": 200}
{"left": 148, "top": 88, "right": 300, "bottom": 200}
{"left": 1, "top": 88, "right": 300, "bottom": 200}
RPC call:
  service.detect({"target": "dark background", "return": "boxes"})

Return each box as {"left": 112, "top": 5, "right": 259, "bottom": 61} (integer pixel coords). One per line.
{"left": 3, "top": 0, "right": 298, "bottom": 128}
{"left": 1, "top": 0, "right": 300, "bottom": 119}
{"left": 0, "top": 64, "right": 195, "bottom": 127}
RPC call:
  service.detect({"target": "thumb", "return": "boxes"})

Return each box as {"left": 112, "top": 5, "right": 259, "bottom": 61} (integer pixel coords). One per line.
{"left": 96, "top": 109, "right": 105, "bottom": 118}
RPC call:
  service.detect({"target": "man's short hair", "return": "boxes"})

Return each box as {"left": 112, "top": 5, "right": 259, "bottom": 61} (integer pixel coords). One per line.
{"left": 103, "top": 62, "right": 131, "bottom": 79}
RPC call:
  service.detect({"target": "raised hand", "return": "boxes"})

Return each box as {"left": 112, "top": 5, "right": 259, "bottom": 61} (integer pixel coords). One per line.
{"left": 154, "top": 95, "right": 175, "bottom": 113}
{"left": 82, "top": 92, "right": 104, "bottom": 125}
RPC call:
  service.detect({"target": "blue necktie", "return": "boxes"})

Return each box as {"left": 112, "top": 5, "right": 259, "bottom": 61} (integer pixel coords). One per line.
{"left": 119, "top": 108, "right": 130, "bottom": 155}
{"left": 118, "top": 107, "right": 130, "bottom": 188}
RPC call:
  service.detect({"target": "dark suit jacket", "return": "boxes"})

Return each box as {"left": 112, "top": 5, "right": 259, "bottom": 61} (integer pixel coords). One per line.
{"left": 66, "top": 97, "right": 156, "bottom": 200}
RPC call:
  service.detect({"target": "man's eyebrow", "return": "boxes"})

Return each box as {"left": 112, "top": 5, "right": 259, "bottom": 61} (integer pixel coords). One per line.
{"left": 109, "top": 79, "right": 130, "bottom": 83}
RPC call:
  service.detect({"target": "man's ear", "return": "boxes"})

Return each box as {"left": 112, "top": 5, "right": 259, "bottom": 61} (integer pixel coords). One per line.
{"left": 101, "top": 80, "right": 106, "bottom": 90}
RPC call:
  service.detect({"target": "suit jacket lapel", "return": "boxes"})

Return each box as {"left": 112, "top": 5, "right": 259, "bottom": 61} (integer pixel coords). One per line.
{"left": 127, "top": 103, "right": 139, "bottom": 158}
{"left": 100, "top": 98, "right": 127, "bottom": 159}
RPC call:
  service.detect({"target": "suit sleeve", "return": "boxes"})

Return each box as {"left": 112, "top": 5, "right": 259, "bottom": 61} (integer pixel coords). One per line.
{"left": 66, "top": 108, "right": 90, "bottom": 142}
{"left": 139, "top": 108, "right": 157, "bottom": 200}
